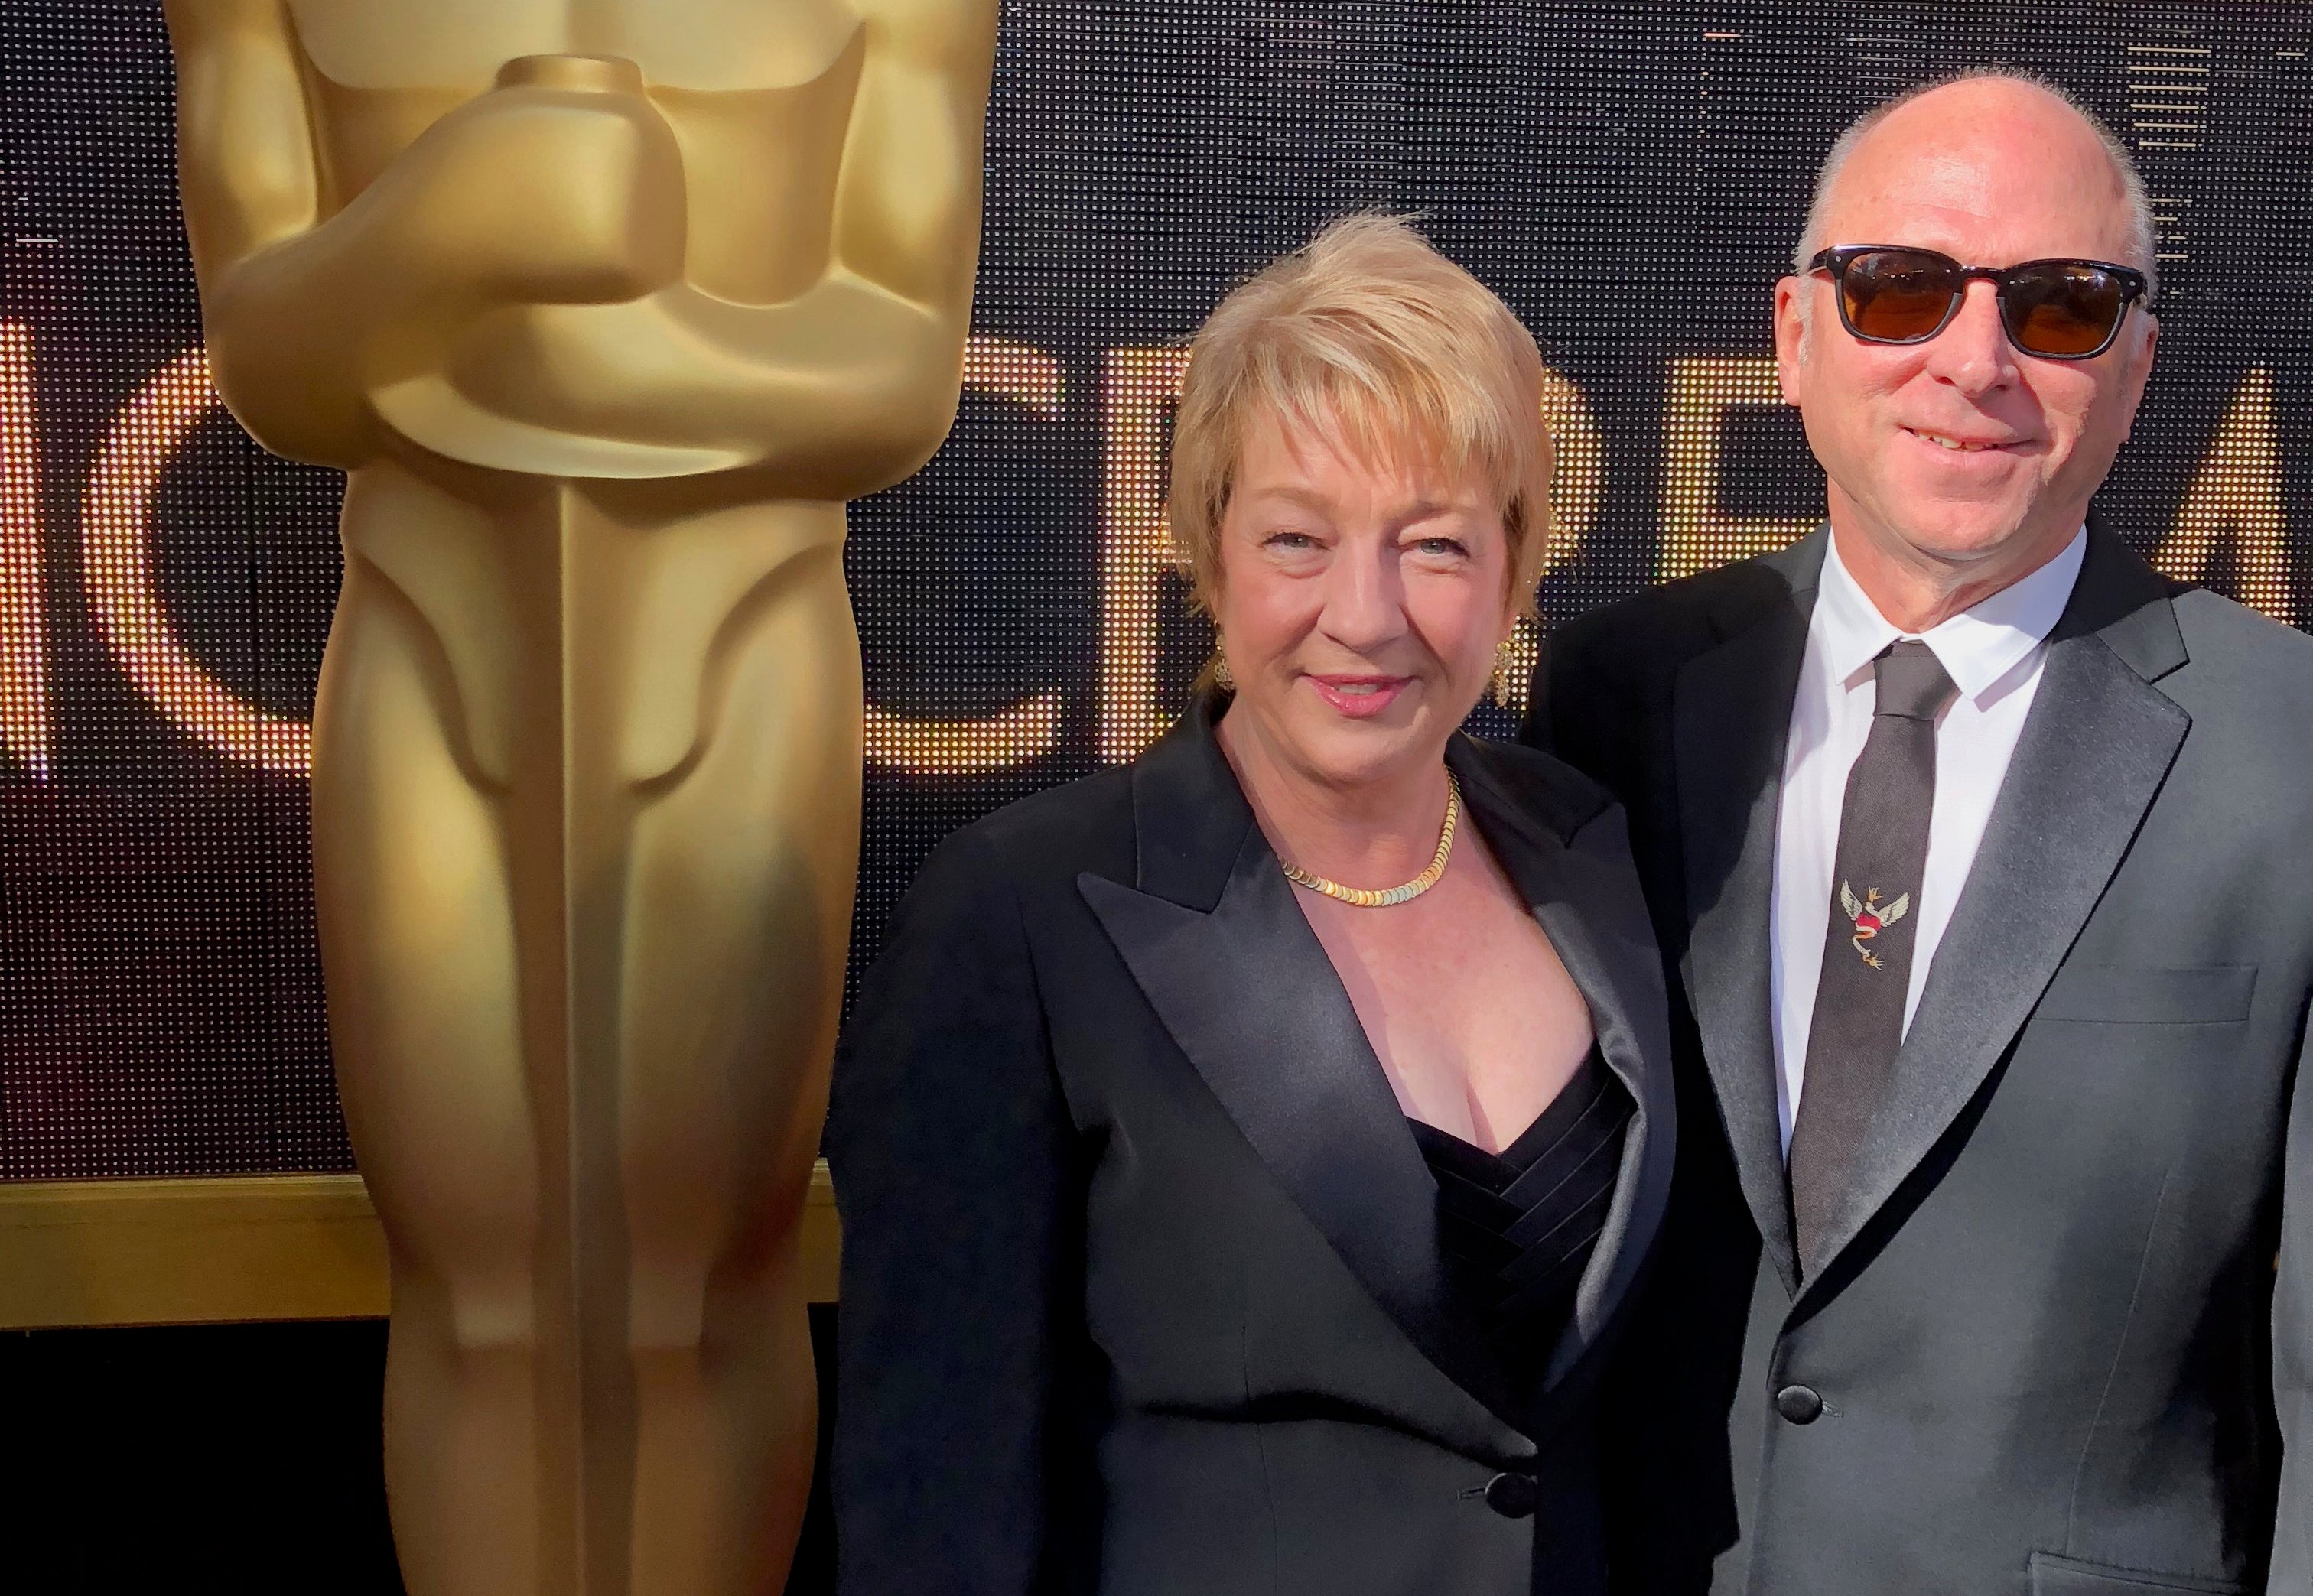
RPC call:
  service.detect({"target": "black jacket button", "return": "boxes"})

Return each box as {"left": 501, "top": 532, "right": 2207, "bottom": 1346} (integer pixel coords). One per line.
{"left": 1482, "top": 1471, "right": 1539, "bottom": 1518}
{"left": 1775, "top": 1384, "right": 1824, "bottom": 1424}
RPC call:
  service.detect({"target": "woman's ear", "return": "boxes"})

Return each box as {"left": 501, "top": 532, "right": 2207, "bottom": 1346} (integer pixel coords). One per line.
{"left": 1499, "top": 578, "right": 1529, "bottom": 642}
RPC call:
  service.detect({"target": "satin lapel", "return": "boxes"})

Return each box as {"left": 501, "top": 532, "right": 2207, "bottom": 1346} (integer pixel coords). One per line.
{"left": 1801, "top": 531, "right": 2191, "bottom": 1290}
{"left": 1451, "top": 742, "right": 1677, "bottom": 1390}
{"left": 1077, "top": 731, "right": 1523, "bottom": 1429}
{"left": 1673, "top": 544, "right": 1821, "bottom": 1293}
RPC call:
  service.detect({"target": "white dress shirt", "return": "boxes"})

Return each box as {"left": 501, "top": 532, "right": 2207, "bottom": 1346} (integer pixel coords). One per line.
{"left": 1769, "top": 527, "right": 2087, "bottom": 1152}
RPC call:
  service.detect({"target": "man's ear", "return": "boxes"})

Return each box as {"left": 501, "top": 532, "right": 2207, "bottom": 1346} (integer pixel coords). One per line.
{"left": 1773, "top": 275, "right": 1812, "bottom": 406}
{"left": 2114, "top": 313, "right": 2161, "bottom": 443}
{"left": 2130, "top": 313, "right": 2162, "bottom": 402}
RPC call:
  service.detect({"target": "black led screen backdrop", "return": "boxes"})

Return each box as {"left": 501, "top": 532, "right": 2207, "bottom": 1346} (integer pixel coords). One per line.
{"left": 2, "top": 2, "right": 2308, "bottom": 1178}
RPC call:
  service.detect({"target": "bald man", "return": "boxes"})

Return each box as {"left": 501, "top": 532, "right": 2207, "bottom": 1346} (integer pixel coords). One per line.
{"left": 1526, "top": 74, "right": 2313, "bottom": 1594}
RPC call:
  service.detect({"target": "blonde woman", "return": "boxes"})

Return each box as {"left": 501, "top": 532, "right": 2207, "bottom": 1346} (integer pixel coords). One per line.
{"left": 828, "top": 216, "right": 1673, "bottom": 1595}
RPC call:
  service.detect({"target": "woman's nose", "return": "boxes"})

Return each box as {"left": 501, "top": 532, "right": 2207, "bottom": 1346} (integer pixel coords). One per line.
{"left": 1316, "top": 544, "right": 1407, "bottom": 649}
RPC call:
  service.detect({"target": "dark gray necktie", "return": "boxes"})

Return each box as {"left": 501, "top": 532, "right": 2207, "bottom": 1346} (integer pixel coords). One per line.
{"left": 1787, "top": 639, "right": 1960, "bottom": 1276}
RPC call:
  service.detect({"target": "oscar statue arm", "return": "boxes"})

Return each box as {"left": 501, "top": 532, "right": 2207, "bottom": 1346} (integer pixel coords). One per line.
{"left": 163, "top": 0, "right": 685, "bottom": 470}
{"left": 686, "top": 0, "right": 1002, "bottom": 489}
{"left": 401, "top": 0, "right": 1003, "bottom": 495}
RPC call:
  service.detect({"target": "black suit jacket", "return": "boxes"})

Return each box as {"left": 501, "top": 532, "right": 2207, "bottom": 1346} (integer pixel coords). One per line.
{"left": 1526, "top": 524, "right": 2313, "bottom": 1596}
{"left": 828, "top": 697, "right": 1676, "bottom": 1595}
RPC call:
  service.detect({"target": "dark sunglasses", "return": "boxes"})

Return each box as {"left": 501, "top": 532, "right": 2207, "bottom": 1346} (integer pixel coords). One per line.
{"left": 1806, "top": 245, "right": 2152, "bottom": 359}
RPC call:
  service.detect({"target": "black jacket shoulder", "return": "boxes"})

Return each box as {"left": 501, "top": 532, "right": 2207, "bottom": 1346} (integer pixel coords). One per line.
{"left": 1551, "top": 551, "right": 1809, "bottom": 684}
{"left": 913, "top": 762, "right": 1138, "bottom": 909}
{"left": 1456, "top": 732, "right": 1619, "bottom": 846}
{"left": 2168, "top": 583, "right": 2313, "bottom": 690}
{"left": 1527, "top": 539, "right": 1824, "bottom": 767}
{"left": 2161, "top": 587, "right": 2313, "bottom": 824}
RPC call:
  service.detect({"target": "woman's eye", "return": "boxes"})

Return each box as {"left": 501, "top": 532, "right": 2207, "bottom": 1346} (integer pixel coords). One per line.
{"left": 1264, "top": 531, "right": 1320, "bottom": 551}
{"left": 1411, "top": 536, "right": 1469, "bottom": 557}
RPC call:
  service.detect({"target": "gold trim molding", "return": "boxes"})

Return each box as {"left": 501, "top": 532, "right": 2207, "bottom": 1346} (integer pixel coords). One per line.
{"left": 0, "top": 1161, "right": 840, "bottom": 1331}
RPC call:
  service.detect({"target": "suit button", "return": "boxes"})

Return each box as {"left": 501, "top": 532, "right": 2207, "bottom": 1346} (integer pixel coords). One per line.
{"left": 1775, "top": 1384, "right": 1823, "bottom": 1424}
{"left": 1482, "top": 1471, "right": 1538, "bottom": 1518}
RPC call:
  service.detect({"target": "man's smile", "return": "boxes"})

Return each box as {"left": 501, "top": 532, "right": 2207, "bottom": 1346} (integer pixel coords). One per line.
{"left": 1901, "top": 424, "right": 2027, "bottom": 453}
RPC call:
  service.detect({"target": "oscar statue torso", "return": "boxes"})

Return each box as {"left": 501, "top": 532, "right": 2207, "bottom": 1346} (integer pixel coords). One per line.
{"left": 163, "top": 2, "right": 998, "bottom": 1591}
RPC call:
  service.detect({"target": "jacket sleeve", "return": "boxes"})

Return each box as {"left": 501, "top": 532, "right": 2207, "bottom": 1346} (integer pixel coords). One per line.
{"left": 828, "top": 826, "right": 1095, "bottom": 1595}
{"left": 2272, "top": 1000, "right": 2313, "bottom": 1592}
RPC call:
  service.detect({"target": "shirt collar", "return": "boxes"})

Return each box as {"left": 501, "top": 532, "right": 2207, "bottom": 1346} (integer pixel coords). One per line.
{"left": 1815, "top": 525, "right": 2087, "bottom": 704}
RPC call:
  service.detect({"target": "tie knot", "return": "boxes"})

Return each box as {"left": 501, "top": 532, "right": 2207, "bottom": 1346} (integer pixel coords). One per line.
{"left": 1873, "top": 639, "right": 1959, "bottom": 721}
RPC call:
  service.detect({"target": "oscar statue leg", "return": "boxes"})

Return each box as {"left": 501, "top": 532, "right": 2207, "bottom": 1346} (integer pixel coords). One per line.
{"left": 320, "top": 472, "right": 868, "bottom": 1593}
{"left": 313, "top": 473, "right": 563, "bottom": 1594}
{"left": 577, "top": 499, "right": 864, "bottom": 1587}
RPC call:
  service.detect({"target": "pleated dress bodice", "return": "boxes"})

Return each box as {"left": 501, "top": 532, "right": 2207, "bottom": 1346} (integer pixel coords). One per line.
{"left": 1407, "top": 1048, "right": 1632, "bottom": 1390}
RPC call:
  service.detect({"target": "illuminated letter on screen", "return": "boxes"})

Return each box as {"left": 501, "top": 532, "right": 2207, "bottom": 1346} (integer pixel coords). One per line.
{"left": 0, "top": 322, "right": 52, "bottom": 779}
{"left": 1099, "top": 346, "right": 1192, "bottom": 764}
{"left": 1495, "top": 366, "right": 1605, "bottom": 719}
{"left": 1660, "top": 356, "right": 1820, "bottom": 583}
{"left": 2156, "top": 367, "right": 2293, "bottom": 626}
{"left": 80, "top": 347, "right": 311, "bottom": 776}
{"left": 863, "top": 335, "right": 1066, "bottom": 772}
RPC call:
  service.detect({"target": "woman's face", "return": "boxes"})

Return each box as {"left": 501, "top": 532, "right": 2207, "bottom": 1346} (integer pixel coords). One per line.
{"left": 1210, "top": 405, "right": 1518, "bottom": 795}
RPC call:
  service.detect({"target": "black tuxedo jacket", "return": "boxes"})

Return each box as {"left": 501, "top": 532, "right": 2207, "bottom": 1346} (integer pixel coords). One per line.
{"left": 1525, "top": 524, "right": 2313, "bottom": 1596}
{"left": 827, "top": 697, "right": 1675, "bottom": 1595}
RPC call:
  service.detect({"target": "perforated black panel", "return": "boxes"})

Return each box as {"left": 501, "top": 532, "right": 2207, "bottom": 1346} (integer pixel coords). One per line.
{"left": 2, "top": 1, "right": 2306, "bottom": 1177}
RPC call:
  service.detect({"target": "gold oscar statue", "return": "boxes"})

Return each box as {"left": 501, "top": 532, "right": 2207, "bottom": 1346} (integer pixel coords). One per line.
{"left": 161, "top": 2, "right": 998, "bottom": 1590}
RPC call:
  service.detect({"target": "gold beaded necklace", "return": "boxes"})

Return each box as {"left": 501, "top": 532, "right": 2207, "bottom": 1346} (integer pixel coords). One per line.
{"left": 1277, "top": 771, "right": 1462, "bottom": 909}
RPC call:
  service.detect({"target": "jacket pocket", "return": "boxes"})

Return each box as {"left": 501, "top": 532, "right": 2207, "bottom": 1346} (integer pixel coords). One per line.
{"left": 2030, "top": 1550, "right": 2246, "bottom": 1594}
{"left": 2031, "top": 964, "right": 2256, "bottom": 1026}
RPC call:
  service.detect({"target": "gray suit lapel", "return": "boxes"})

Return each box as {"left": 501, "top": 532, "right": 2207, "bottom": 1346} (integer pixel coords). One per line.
{"left": 1674, "top": 531, "right": 1824, "bottom": 1292}
{"left": 1799, "top": 528, "right": 2191, "bottom": 1289}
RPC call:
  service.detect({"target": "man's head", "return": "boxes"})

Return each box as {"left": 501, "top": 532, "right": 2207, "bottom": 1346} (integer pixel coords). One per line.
{"left": 1774, "top": 73, "right": 2160, "bottom": 618}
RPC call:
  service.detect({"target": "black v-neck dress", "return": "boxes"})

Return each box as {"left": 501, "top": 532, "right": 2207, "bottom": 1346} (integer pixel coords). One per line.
{"left": 1407, "top": 1048, "right": 1632, "bottom": 1391}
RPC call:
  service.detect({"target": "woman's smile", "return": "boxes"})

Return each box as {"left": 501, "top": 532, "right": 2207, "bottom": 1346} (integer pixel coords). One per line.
{"left": 1304, "top": 673, "right": 1415, "bottom": 718}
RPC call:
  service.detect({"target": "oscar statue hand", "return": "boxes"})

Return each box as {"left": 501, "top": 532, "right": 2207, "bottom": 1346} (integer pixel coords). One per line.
{"left": 383, "top": 54, "right": 688, "bottom": 314}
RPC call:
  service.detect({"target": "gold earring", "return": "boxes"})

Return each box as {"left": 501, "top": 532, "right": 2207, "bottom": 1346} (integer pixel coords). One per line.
{"left": 1212, "top": 642, "right": 1235, "bottom": 694}
{"left": 1490, "top": 636, "right": 1518, "bottom": 705}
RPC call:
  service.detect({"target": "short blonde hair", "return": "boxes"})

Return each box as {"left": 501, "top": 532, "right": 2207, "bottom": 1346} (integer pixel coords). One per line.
{"left": 1168, "top": 213, "right": 1556, "bottom": 619}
